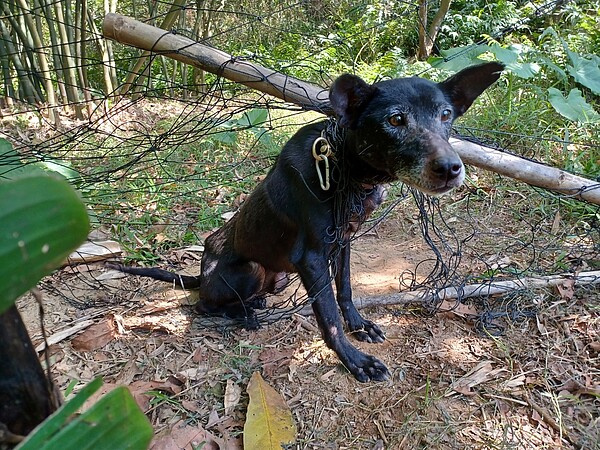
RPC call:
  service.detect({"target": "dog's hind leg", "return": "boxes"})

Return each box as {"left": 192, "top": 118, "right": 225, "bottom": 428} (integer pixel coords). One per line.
{"left": 334, "top": 245, "right": 385, "bottom": 343}
{"left": 196, "top": 260, "right": 267, "bottom": 329}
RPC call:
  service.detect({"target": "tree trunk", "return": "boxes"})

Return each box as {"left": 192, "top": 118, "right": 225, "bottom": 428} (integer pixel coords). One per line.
{"left": 37, "top": 0, "right": 68, "bottom": 105}
{"left": 417, "top": 0, "right": 452, "bottom": 61}
{"left": 0, "top": 305, "right": 57, "bottom": 436}
{"left": 53, "top": 0, "right": 84, "bottom": 118}
{"left": 75, "top": 0, "right": 94, "bottom": 117}
{"left": 417, "top": 0, "right": 428, "bottom": 61}
{"left": 0, "top": 19, "right": 41, "bottom": 103}
{"left": 87, "top": 9, "right": 115, "bottom": 100}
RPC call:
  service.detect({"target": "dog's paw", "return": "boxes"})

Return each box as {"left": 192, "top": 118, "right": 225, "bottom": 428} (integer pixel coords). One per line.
{"left": 349, "top": 319, "right": 385, "bottom": 344}
{"left": 246, "top": 295, "right": 267, "bottom": 310}
{"left": 346, "top": 353, "right": 390, "bottom": 383}
{"left": 242, "top": 312, "right": 261, "bottom": 331}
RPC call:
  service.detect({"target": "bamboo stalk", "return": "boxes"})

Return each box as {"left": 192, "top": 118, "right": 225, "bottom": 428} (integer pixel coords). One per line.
{"left": 102, "top": 13, "right": 600, "bottom": 205}
{"left": 102, "top": 13, "right": 329, "bottom": 111}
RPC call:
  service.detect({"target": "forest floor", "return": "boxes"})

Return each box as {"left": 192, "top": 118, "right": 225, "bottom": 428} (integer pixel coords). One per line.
{"left": 17, "top": 216, "right": 600, "bottom": 450}
{"left": 5, "top": 98, "right": 599, "bottom": 449}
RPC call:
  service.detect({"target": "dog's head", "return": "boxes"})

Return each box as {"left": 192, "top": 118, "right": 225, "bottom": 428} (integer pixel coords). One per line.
{"left": 329, "top": 62, "right": 504, "bottom": 195}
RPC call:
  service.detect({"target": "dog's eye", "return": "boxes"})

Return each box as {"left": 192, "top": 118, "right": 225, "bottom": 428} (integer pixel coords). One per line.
{"left": 388, "top": 113, "right": 407, "bottom": 127}
{"left": 441, "top": 109, "right": 452, "bottom": 122}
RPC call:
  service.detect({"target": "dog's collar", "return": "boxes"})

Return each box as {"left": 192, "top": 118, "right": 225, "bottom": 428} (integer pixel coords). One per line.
{"left": 312, "top": 128, "right": 333, "bottom": 191}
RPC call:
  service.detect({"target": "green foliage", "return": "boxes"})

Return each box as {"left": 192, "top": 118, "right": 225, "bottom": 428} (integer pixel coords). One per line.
{"left": 0, "top": 172, "right": 90, "bottom": 314}
{"left": 17, "top": 378, "right": 153, "bottom": 450}
{"left": 548, "top": 88, "right": 600, "bottom": 123}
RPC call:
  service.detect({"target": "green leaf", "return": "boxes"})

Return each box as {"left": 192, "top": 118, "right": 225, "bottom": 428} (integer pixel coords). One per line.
{"left": 566, "top": 50, "right": 600, "bottom": 95}
{"left": 0, "top": 176, "right": 90, "bottom": 313}
{"left": 548, "top": 88, "right": 600, "bottom": 123}
{"left": 429, "top": 46, "right": 489, "bottom": 72}
{"left": 38, "top": 159, "right": 83, "bottom": 182}
{"left": 17, "top": 378, "right": 104, "bottom": 448}
{"left": 240, "top": 108, "right": 268, "bottom": 127}
{"left": 0, "top": 138, "right": 45, "bottom": 180}
{"left": 18, "top": 379, "right": 153, "bottom": 450}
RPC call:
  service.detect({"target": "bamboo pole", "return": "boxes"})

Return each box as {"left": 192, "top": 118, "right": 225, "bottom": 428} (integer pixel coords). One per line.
{"left": 102, "top": 13, "right": 330, "bottom": 111}
{"left": 102, "top": 13, "right": 600, "bottom": 205}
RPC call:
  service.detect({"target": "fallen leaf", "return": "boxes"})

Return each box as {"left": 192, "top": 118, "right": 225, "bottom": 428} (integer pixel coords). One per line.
{"left": 555, "top": 279, "right": 575, "bottom": 300}
{"left": 439, "top": 299, "right": 478, "bottom": 318}
{"left": 224, "top": 378, "right": 242, "bottom": 415}
{"left": 243, "top": 372, "right": 296, "bottom": 450}
{"left": 206, "top": 409, "right": 222, "bottom": 428}
{"left": 71, "top": 317, "right": 118, "bottom": 351}
{"left": 259, "top": 348, "right": 293, "bottom": 377}
{"left": 150, "top": 420, "right": 222, "bottom": 450}
{"left": 448, "top": 361, "right": 507, "bottom": 396}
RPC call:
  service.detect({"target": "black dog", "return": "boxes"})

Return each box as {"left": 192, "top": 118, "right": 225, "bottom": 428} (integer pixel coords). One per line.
{"left": 109, "top": 62, "right": 503, "bottom": 382}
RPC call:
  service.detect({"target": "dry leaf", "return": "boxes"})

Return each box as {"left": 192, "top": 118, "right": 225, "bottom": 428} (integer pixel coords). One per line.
{"left": 66, "top": 240, "right": 122, "bottom": 264}
{"left": 243, "top": 372, "right": 296, "bottom": 450}
{"left": 555, "top": 279, "right": 575, "bottom": 300}
{"left": 259, "top": 348, "right": 293, "bottom": 377}
{"left": 150, "top": 420, "right": 222, "bottom": 450}
{"left": 449, "top": 360, "right": 506, "bottom": 396}
{"left": 439, "top": 299, "right": 478, "bottom": 318}
{"left": 224, "top": 378, "right": 242, "bottom": 415}
{"left": 71, "top": 317, "right": 118, "bottom": 351}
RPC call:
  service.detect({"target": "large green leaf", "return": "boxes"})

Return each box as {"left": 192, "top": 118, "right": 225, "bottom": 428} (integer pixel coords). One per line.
{"left": 566, "top": 50, "right": 600, "bottom": 95}
{"left": 429, "top": 45, "right": 489, "bottom": 72}
{"left": 0, "top": 176, "right": 90, "bottom": 313}
{"left": 548, "top": 87, "right": 600, "bottom": 123}
{"left": 18, "top": 379, "right": 153, "bottom": 450}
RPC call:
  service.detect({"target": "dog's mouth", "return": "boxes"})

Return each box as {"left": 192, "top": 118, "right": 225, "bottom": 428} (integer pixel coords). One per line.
{"left": 400, "top": 170, "right": 465, "bottom": 196}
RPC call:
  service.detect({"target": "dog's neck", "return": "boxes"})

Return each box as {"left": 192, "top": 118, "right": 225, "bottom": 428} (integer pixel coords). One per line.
{"left": 323, "top": 119, "right": 395, "bottom": 186}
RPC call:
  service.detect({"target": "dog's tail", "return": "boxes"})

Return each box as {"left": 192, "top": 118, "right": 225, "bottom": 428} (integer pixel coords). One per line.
{"left": 106, "top": 262, "right": 202, "bottom": 289}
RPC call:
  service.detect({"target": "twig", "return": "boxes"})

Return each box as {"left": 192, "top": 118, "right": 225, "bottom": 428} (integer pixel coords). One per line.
{"left": 526, "top": 396, "right": 576, "bottom": 447}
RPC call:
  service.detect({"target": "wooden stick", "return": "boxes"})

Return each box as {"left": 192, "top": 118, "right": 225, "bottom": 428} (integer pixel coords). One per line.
{"left": 102, "top": 13, "right": 600, "bottom": 205}
{"left": 352, "top": 270, "right": 600, "bottom": 310}
{"left": 192, "top": 271, "right": 600, "bottom": 326}
{"left": 450, "top": 138, "right": 600, "bottom": 204}
{"left": 102, "top": 13, "right": 330, "bottom": 112}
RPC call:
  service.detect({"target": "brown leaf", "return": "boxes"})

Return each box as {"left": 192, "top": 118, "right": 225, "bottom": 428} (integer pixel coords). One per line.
{"left": 439, "top": 299, "right": 478, "bottom": 318}
{"left": 71, "top": 317, "right": 117, "bottom": 351}
{"left": 449, "top": 361, "right": 507, "bottom": 396}
{"left": 150, "top": 420, "right": 222, "bottom": 450}
{"left": 555, "top": 279, "right": 575, "bottom": 300}
{"left": 258, "top": 348, "right": 293, "bottom": 377}
{"left": 224, "top": 378, "right": 242, "bottom": 415}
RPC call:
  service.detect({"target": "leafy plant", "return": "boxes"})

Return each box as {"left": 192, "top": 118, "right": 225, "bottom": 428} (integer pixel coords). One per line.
{"left": 17, "top": 379, "right": 153, "bottom": 450}
{"left": 0, "top": 173, "right": 90, "bottom": 314}
{"left": 0, "top": 138, "right": 152, "bottom": 448}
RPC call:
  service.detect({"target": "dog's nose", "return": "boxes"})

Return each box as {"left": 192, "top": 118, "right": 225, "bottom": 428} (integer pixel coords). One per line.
{"left": 432, "top": 157, "right": 463, "bottom": 181}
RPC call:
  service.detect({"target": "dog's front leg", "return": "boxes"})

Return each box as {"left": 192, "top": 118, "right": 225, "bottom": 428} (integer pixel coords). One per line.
{"left": 299, "top": 250, "right": 389, "bottom": 382}
{"left": 334, "top": 245, "right": 385, "bottom": 343}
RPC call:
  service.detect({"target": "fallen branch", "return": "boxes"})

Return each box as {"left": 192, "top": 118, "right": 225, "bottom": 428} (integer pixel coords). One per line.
{"left": 191, "top": 271, "right": 600, "bottom": 327}
{"left": 450, "top": 138, "right": 600, "bottom": 204}
{"left": 352, "top": 270, "right": 600, "bottom": 310}
{"left": 102, "top": 13, "right": 600, "bottom": 205}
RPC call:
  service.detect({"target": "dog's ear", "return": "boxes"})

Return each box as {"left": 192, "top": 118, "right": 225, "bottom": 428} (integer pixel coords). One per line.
{"left": 329, "top": 74, "right": 378, "bottom": 128}
{"left": 439, "top": 62, "right": 504, "bottom": 117}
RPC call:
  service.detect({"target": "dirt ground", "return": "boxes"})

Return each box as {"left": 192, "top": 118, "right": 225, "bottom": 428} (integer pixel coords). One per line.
{"left": 16, "top": 217, "right": 600, "bottom": 450}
